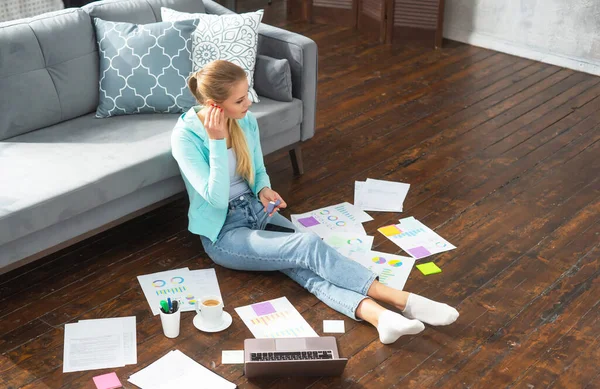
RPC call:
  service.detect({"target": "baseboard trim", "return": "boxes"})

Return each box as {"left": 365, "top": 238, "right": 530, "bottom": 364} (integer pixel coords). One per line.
{"left": 444, "top": 27, "right": 600, "bottom": 77}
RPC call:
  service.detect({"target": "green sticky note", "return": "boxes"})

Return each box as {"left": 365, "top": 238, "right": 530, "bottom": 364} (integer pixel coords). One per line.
{"left": 416, "top": 262, "right": 442, "bottom": 275}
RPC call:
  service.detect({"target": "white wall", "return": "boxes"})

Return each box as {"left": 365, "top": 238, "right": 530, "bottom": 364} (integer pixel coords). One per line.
{"left": 443, "top": 0, "right": 600, "bottom": 76}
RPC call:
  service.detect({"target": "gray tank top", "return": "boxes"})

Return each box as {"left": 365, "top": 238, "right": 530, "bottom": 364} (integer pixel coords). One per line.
{"left": 228, "top": 148, "right": 252, "bottom": 200}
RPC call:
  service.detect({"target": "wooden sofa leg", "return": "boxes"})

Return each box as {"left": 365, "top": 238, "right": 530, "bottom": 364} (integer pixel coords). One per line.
{"left": 289, "top": 145, "right": 304, "bottom": 176}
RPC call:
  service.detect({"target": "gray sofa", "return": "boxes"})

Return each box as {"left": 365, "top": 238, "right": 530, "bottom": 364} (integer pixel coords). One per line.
{"left": 0, "top": 0, "right": 317, "bottom": 272}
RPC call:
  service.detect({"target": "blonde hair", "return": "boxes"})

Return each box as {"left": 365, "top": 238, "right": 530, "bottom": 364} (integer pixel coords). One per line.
{"left": 188, "top": 60, "right": 253, "bottom": 186}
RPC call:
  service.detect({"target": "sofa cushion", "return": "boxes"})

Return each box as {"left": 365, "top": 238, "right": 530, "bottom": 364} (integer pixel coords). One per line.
{"left": 0, "top": 96, "right": 301, "bottom": 246}
{"left": 0, "top": 9, "right": 98, "bottom": 140}
{"left": 161, "top": 7, "right": 263, "bottom": 103}
{"left": 0, "top": 113, "right": 181, "bottom": 246}
{"left": 254, "top": 55, "right": 293, "bottom": 102}
{"left": 250, "top": 97, "right": 302, "bottom": 139}
{"left": 83, "top": 0, "right": 205, "bottom": 24}
{"left": 93, "top": 17, "right": 198, "bottom": 117}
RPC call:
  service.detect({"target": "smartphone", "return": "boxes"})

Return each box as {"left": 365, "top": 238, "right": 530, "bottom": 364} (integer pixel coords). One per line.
{"left": 264, "top": 223, "right": 295, "bottom": 233}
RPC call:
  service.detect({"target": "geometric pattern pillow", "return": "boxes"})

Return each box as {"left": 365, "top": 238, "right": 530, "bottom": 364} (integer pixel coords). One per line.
{"left": 161, "top": 7, "right": 263, "bottom": 103}
{"left": 93, "top": 18, "right": 199, "bottom": 118}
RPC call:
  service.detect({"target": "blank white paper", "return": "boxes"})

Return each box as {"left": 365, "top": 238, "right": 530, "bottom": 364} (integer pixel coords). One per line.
{"left": 323, "top": 320, "right": 345, "bottom": 333}
{"left": 221, "top": 350, "right": 245, "bottom": 364}
{"left": 128, "top": 350, "right": 235, "bottom": 389}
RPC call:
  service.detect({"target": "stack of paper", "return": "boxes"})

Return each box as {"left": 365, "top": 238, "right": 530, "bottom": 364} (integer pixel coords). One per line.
{"left": 290, "top": 202, "right": 372, "bottom": 239}
{"left": 354, "top": 178, "right": 410, "bottom": 212}
{"left": 128, "top": 350, "right": 236, "bottom": 389}
{"left": 63, "top": 316, "right": 136, "bottom": 373}
{"left": 137, "top": 268, "right": 223, "bottom": 315}
{"left": 235, "top": 297, "right": 318, "bottom": 339}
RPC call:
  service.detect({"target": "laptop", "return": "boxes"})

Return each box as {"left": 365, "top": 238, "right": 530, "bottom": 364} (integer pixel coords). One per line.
{"left": 244, "top": 337, "right": 348, "bottom": 378}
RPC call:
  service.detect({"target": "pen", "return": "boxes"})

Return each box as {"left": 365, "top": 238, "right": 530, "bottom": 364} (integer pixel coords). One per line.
{"left": 167, "top": 297, "right": 172, "bottom": 312}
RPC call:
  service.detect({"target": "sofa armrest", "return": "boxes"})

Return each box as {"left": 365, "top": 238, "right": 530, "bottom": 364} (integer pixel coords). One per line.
{"left": 256, "top": 24, "right": 317, "bottom": 141}
{"left": 202, "top": 0, "right": 318, "bottom": 141}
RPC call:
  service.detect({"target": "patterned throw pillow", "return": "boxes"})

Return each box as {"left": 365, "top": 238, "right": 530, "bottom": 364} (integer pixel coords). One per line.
{"left": 93, "top": 18, "right": 199, "bottom": 118}
{"left": 161, "top": 7, "right": 263, "bottom": 103}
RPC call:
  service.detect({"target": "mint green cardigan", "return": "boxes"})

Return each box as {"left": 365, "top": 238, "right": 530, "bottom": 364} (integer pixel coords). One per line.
{"left": 171, "top": 107, "right": 271, "bottom": 242}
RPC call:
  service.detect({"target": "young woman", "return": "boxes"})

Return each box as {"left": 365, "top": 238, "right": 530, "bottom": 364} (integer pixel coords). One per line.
{"left": 171, "top": 60, "right": 459, "bottom": 344}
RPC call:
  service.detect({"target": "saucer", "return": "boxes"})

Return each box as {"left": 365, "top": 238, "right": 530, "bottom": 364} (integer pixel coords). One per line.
{"left": 193, "top": 311, "right": 232, "bottom": 333}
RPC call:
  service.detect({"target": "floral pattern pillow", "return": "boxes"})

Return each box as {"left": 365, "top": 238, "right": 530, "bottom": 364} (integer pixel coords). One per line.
{"left": 161, "top": 7, "right": 263, "bottom": 102}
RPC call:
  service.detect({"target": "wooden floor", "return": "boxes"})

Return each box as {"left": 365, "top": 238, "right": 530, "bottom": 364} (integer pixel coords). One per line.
{"left": 2, "top": 3, "right": 600, "bottom": 388}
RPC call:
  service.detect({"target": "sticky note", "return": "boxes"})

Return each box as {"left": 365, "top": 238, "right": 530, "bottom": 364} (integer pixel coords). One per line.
{"left": 93, "top": 372, "right": 122, "bottom": 389}
{"left": 299, "top": 216, "right": 320, "bottom": 227}
{"left": 252, "top": 301, "right": 276, "bottom": 316}
{"left": 323, "top": 320, "right": 345, "bottom": 333}
{"left": 416, "top": 262, "right": 442, "bottom": 275}
{"left": 378, "top": 225, "right": 402, "bottom": 237}
{"left": 222, "top": 350, "right": 245, "bottom": 364}
{"left": 408, "top": 246, "right": 432, "bottom": 258}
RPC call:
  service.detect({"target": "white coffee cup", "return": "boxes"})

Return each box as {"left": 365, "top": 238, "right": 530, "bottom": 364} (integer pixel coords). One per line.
{"left": 196, "top": 295, "right": 224, "bottom": 328}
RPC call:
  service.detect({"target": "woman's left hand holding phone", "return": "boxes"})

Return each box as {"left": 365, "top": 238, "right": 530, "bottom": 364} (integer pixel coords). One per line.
{"left": 259, "top": 187, "right": 287, "bottom": 216}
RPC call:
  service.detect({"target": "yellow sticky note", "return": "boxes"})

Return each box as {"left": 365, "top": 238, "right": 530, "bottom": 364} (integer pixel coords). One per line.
{"left": 378, "top": 225, "right": 402, "bottom": 237}
{"left": 416, "top": 262, "right": 442, "bottom": 275}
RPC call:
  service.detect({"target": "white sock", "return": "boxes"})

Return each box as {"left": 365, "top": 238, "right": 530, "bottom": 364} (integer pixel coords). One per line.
{"left": 377, "top": 310, "right": 425, "bottom": 344}
{"left": 402, "top": 293, "right": 459, "bottom": 326}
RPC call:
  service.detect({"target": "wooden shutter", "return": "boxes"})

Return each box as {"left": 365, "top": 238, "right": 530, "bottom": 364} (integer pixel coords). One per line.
{"left": 388, "top": 0, "right": 445, "bottom": 48}
{"left": 310, "top": 0, "right": 358, "bottom": 26}
{"left": 357, "top": 0, "right": 386, "bottom": 42}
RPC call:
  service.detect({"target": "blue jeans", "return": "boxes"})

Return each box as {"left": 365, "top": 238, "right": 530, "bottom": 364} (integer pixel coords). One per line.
{"left": 200, "top": 193, "right": 378, "bottom": 320}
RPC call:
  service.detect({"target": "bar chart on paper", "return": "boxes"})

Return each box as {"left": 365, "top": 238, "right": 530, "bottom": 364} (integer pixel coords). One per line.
{"left": 235, "top": 297, "right": 318, "bottom": 338}
{"left": 378, "top": 216, "right": 456, "bottom": 259}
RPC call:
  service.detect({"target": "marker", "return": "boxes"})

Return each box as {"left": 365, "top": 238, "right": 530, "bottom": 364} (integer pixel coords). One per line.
{"left": 160, "top": 300, "right": 169, "bottom": 314}
{"left": 167, "top": 297, "right": 172, "bottom": 312}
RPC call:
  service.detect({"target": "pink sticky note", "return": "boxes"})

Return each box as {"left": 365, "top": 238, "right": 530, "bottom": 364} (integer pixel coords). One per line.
{"left": 408, "top": 246, "right": 432, "bottom": 259}
{"left": 93, "top": 372, "right": 122, "bottom": 389}
{"left": 252, "top": 301, "right": 277, "bottom": 316}
{"left": 298, "top": 216, "right": 320, "bottom": 227}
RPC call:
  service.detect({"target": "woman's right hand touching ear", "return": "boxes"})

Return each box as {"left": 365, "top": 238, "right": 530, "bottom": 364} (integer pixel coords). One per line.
{"left": 203, "top": 104, "right": 227, "bottom": 140}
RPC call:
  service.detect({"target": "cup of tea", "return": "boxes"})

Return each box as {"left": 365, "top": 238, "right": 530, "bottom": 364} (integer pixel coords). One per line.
{"left": 196, "top": 295, "right": 224, "bottom": 328}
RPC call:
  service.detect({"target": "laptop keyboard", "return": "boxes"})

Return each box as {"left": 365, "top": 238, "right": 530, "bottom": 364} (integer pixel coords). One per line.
{"left": 250, "top": 350, "right": 334, "bottom": 361}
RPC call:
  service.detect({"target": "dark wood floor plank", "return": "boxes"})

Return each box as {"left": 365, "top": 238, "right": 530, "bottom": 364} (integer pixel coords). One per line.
{"left": 266, "top": 50, "right": 522, "bottom": 177}
{"left": 279, "top": 63, "right": 558, "bottom": 206}
{"left": 431, "top": 228, "right": 600, "bottom": 388}
{"left": 0, "top": 216, "right": 189, "bottom": 333}
{"left": 509, "top": 297, "right": 600, "bottom": 389}
{"left": 0, "top": 208, "right": 188, "bottom": 308}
